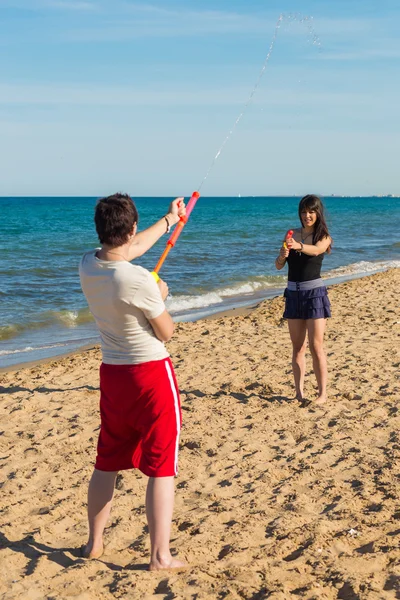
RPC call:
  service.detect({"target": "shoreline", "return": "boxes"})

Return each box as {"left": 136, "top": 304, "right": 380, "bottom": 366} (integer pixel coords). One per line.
{"left": 0, "top": 343, "right": 99, "bottom": 375}
{"left": 2, "top": 267, "right": 399, "bottom": 375}
{"left": 0, "top": 305, "right": 259, "bottom": 375}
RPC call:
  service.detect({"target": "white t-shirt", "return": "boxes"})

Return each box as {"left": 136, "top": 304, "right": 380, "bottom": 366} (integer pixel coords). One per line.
{"left": 79, "top": 250, "right": 169, "bottom": 365}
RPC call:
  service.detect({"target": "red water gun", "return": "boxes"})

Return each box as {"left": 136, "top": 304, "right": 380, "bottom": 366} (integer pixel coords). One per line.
{"left": 151, "top": 191, "right": 200, "bottom": 282}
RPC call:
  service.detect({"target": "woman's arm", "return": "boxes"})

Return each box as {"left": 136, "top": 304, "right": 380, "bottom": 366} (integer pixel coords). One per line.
{"left": 275, "top": 244, "right": 289, "bottom": 270}
{"left": 288, "top": 236, "right": 331, "bottom": 257}
{"left": 127, "top": 197, "right": 185, "bottom": 261}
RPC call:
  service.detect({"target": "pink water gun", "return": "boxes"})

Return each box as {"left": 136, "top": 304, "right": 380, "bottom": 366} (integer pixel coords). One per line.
{"left": 283, "top": 229, "right": 294, "bottom": 250}
{"left": 151, "top": 191, "right": 200, "bottom": 282}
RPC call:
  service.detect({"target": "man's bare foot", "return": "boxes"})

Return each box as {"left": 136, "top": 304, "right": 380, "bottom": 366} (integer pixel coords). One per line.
{"left": 295, "top": 393, "right": 303, "bottom": 403}
{"left": 149, "top": 555, "right": 186, "bottom": 571}
{"left": 300, "top": 398, "right": 311, "bottom": 408}
{"left": 81, "top": 543, "right": 104, "bottom": 559}
{"left": 314, "top": 395, "right": 327, "bottom": 406}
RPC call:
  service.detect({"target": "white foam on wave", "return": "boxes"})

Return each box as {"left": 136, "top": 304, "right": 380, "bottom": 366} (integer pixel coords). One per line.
{"left": 325, "top": 260, "right": 400, "bottom": 279}
{"left": 56, "top": 310, "right": 79, "bottom": 326}
{"left": 167, "top": 292, "right": 223, "bottom": 313}
{"left": 46, "top": 308, "right": 93, "bottom": 328}
{"left": 0, "top": 343, "right": 66, "bottom": 357}
{"left": 167, "top": 277, "right": 284, "bottom": 314}
{"left": 218, "top": 281, "right": 264, "bottom": 296}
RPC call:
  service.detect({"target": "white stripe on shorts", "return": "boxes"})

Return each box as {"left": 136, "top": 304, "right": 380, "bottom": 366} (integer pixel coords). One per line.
{"left": 165, "top": 360, "right": 181, "bottom": 476}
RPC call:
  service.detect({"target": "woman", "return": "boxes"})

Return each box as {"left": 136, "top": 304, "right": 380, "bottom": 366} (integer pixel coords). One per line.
{"left": 79, "top": 193, "right": 186, "bottom": 570}
{"left": 275, "top": 194, "right": 332, "bottom": 405}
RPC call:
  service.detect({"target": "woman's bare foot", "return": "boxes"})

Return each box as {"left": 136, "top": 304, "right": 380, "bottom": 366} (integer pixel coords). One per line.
{"left": 149, "top": 554, "right": 186, "bottom": 571}
{"left": 81, "top": 543, "right": 104, "bottom": 559}
{"left": 295, "top": 393, "right": 303, "bottom": 403}
{"left": 314, "top": 395, "right": 327, "bottom": 406}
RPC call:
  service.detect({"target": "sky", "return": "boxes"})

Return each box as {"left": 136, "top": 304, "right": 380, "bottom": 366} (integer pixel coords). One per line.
{"left": 0, "top": 0, "right": 399, "bottom": 197}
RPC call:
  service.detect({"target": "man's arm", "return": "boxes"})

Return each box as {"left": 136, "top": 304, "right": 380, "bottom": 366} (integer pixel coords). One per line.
{"left": 127, "top": 197, "right": 184, "bottom": 261}
{"left": 149, "top": 310, "right": 175, "bottom": 343}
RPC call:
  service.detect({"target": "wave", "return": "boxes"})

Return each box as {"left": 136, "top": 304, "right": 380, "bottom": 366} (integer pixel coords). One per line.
{"left": 0, "top": 308, "right": 94, "bottom": 341}
{"left": 324, "top": 259, "right": 400, "bottom": 280}
{"left": 168, "top": 275, "right": 286, "bottom": 314}
{"left": 1, "top": 261, "right": 399, "bottom": 342}
{"left": 168, "top": 262, "right": 400, "bottom": 315}
{"left": 0, "top": 343, "right": 67, "bottom": 357}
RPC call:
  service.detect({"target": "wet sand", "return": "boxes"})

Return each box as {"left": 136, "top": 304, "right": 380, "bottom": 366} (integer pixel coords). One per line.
{"left": 0, "top": 268, "right": 399, "bottom": 599}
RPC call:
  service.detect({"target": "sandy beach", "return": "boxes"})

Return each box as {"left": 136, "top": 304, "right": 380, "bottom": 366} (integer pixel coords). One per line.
{"left": 1, "top": 268, "right": 399, "bottom": 599}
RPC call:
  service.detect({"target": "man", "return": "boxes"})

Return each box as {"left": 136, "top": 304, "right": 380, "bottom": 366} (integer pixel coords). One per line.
{"left": 79, "top": 193, "right": 186, "bottom": 570}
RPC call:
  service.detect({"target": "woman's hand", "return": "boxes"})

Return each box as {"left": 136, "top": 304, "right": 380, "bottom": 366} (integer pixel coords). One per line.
{"left": 167, "top": 197, "right": 185, "bottom": 225}
{"left": 157, "top": 278, "right": 169, "bottom": 301}
{"left": 287, "top": 237, "right": 301, "bottom": 251}
{"left": 279, "top": 245, "right": 289, "bottom": 260}
{"left": 275, "top": 244, "right": 289, "bottom": 270}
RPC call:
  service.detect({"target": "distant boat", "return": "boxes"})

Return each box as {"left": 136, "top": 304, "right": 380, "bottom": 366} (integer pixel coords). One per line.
{"left": 238, "top": 193, "right": 241, "bottom": 198}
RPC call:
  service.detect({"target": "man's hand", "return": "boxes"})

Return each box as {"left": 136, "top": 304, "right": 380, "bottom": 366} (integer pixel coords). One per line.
{"left": 167, "top": 197, "right": 186, "bottom": 226}
{"left": 157, "top": 278, "right": 169, "bottom": 301}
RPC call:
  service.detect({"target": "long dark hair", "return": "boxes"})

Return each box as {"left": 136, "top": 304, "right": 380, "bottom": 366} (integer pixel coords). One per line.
{"left": 298, "top": 194, "right": 332, "bottom": 253}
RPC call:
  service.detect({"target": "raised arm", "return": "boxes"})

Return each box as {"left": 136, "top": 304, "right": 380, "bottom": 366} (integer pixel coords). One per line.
{"left": 126, "top": 197, "right": 185, "bottom": 261}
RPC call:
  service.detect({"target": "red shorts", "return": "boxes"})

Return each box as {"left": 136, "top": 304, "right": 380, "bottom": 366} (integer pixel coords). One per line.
{"left": 95, "top": 357, "right": 182, "bottom": 477}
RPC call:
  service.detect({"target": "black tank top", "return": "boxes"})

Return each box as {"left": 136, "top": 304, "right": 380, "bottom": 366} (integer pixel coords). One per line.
{"left": 287, "top": 249, "right": 324, "bottom": 282}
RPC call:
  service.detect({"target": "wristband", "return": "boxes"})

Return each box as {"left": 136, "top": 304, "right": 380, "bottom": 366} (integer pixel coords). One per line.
{"left": 164, "top": 216, "right": 171, "bottom": 233}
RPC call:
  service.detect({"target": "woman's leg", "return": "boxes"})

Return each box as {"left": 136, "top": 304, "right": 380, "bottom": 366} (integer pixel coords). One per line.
{"left": 287, "top": 319, "right": 307, "bottom": 401}
{"left": 146, "top": 476, "right": 185, "bottom": 570}
{"left": 307, "top": 318, "right": 328, "bottom": 404}
{"left": 83, "top": 468, "right": 118, "bottom": 558}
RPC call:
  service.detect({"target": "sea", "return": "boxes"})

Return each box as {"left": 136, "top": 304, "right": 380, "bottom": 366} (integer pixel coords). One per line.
{"left": 1, "top": 196, "right": 399, "bottom": 369}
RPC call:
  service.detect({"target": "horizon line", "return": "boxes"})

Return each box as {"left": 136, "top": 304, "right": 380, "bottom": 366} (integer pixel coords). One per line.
{"left": 0, "top": 194, "right": 399, "bottom": 199}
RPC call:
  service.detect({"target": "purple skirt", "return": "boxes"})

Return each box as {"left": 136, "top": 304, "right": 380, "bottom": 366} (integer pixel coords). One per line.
{"left": 283, "top": 285, "right": 331, "bottom": 320}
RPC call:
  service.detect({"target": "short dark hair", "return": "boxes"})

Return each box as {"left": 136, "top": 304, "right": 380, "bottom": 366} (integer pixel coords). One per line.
{"left": 94, "top": 193, "right": 139, "bottom": 247}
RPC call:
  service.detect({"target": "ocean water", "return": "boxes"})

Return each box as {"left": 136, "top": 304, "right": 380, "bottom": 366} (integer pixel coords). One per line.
{"left": 1, "top": 196, "right": 399, "bottom": 368}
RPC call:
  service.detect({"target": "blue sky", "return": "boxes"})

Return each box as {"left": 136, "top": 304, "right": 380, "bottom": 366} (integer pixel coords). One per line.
{"left": 0, "top": 0, "right": 399, "bottom": 196}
